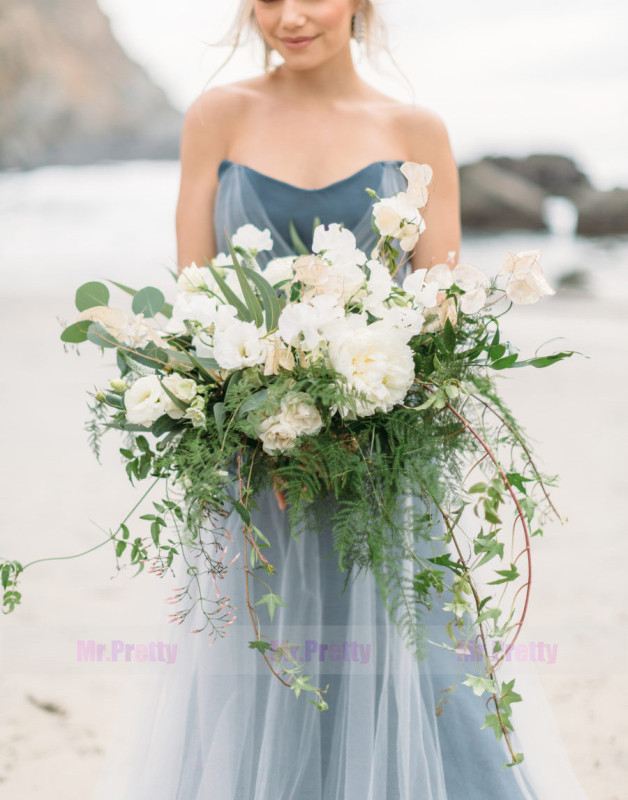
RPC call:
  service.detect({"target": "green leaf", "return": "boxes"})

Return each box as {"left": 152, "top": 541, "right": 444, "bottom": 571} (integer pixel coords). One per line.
{"left": 487, "top": 563, "right": 519, "bottom": 585}
{"left": 489, "top": 344, "right": 507, "bottom": 361}
{"left": 237, "top": 265, "right": 282, "bottom": 333}
{"left": 60, "top": 319, "right": 92, "bottom": 343}
{"left": 512, "top": 351, "right": 575, "bottom": 369}
{"left": 505, "top": 472, "right": 533, "bottom": 494}
{"left": 248, "top": 639, "right": 273, "bottom": 654}
{"left": 132, "top": 287, "right": 166, "bottom": 318}
{"left": 254, "top": 591, "right": 287, "bottom": 623}
{"left": 288, "top": 220, "right": 310, "bottom": 255}
{"left": 463, "top": 673, "right": 496, "bottom": 697}
{"left": 75, "top": 281, "right": 109, "bottom": 311}
{"left": 231, "top": 499, "right": 250, "bottom": 525}
{"left": 107, "top": 279, "right": 138, "bottom": 298}
{"left": 87, "top": 321, "right": 119, "bottom": 349}
{"left": 226, "top": 236, "right": 265, "bottom": 328}
{"left": 481, "top": 713, "right": 505, "bottom": 740}
{"left": 443, "top": 318, "right": 456, "bottom": 353}
{"left": 213, "top": 402, "right": 226, "bottom": 438}
{"left": 158, "top": 377, "right": 188, "bottom": 413}
{"left": 206, "top": 261, "right": 252, "bottom": 322}
{"left": 238, "top": 389, "right": 269, "bottom": 416}
{"left": 490, "top": 353, "right": 519, "bottom": 370}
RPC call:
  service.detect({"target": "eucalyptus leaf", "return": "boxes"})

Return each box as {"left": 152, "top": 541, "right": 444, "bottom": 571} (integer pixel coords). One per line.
{"left": 75, "top": 281, "right": 109, "bottom": 311}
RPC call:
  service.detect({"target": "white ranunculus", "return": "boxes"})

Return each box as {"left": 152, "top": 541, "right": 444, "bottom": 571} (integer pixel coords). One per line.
{"left": 232, "top": 224, "right": 273, "bottom": 254}
{"left": 161, "top": 373, "right": 198, "bottom": 419}
{"left": 499, "top": 249, "right": 555, "bottom": 305}
{"left": 177, "top": 263, "right": 216, "bottom": 293}
{"left": 263, "top": 256, "right": 296, "bottom": 288}
{"left": 400, "top": 162, "right": 433, "bottom": 208}
{"left": 312, "top": 223, "right": 366, "bottom": 267}
{"left": 403, "top": 269, "right": 440, "bottom": 309}
{"left": 124, "top": 375, "right": 166, "bottom": 427}
{"left": 279, "top": 392, "right": 323, "bottom": 437}
{"left": 256, "top": 414, "right": 298, "bottom": 455}
{"left": 212, "top": 320, "right": 266, "bottom": 370}
{"left": 328, "top": 320, "right": 415, "bottom": 417}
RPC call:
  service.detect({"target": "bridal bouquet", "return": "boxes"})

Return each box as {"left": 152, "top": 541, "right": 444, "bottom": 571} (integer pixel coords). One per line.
{"left": 1, "top": 162, "right": 571, "bottom": 768}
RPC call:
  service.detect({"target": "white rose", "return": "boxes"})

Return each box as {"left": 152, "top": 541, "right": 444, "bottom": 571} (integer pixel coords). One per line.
{"left": 232, "top": 224, "right": 273, "bottom": 254}
{"left": 161, "top": 373, "right": 198, "bottom": 419}
{"left": 499, "top": 249, "right": 555, "bottom": 305}
{"left": 257, "top": 414, "right": 298, "bottom": 455}
{"left": 293, "top": 255, "right": 331, "bottom": 289}
{"left": 124, "top": 375, "right": 166, "bottom": 427}
{"left": 328, "top": 320, "right": 415, "bottom": 417}
{"left": 279, "top": 392, "right": 323, "bottom": 437}
{"left": 212, "top": 320, "right": 266, "bottom": 370}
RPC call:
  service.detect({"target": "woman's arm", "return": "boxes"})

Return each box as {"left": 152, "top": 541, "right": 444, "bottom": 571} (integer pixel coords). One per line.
{"left": 175, "top": 89, "right": 234, "bottom": 275}
{"left": 400, "top": 108, "right": 461, "bottom": 272}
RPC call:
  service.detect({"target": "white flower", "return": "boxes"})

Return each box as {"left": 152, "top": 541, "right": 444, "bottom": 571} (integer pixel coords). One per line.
{"left": 118, "top": 313, "right": 160, "bottom": 349}
{"left": 77, "top": 306, "right": 163, "bottom": 349}
{"left": 212, "top": 320, "right": 266, "bottom": 370}
{"left": 232, "top": 224, "right": 273, "bottom": 254}
{"left": 328, "top": 320, "right": 415, "bottom": 418}
{"left": 167, "top": 292, "right": 220, "bottom": 331}
{"left": 363, "top": 260, "right": 393, "bottom": 310}
{"left": 373, "top": 192, "right": 425, "bottom": 244}
{"left": 425, "top": 262, "right": 490, "bottom": 315}
{"left": 400, "top": 162, "right": 433, "bottom": 208}
{"left": 212, "top": 252, "right": 232, "bottom": 267}
{"left": 277, "top": 294, "right": 344, "bottom": 352}
{"left": 403, "top": 269, "right": 440, "bottom": 309}
{"left": 263, "top": 256, "right": 295, "bottom": 288}
{"left": 279, "top": 392, "right": 323, "bottom": 437}
{"left": 124, "top": 375, "right": 166, "bottom": 427}
{"left": 183, "top": 405, "right": 207, "bottom": 428}
{"left": 382, "top": 304, "right": 426, "bottom": 339}
{"left": 256, "top": 414, "right": 298, "bottom": 455}
{"left": 263, "top": 331, "right": 295, "bottom": 376}
{"left": 499, "top": 249, "right": 555, "bottom": 305}
{"left": 312, "top": 223, "right": 366, "bottom": 267}
{"left": 177, "top": 263, "right": 216, "bottom": 293}
{"left": 161, "top": 373, "right": 198, "bottom": 419}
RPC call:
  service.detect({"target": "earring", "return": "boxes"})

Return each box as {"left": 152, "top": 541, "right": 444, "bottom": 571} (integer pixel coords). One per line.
{"left": 352, "top": 9, "right": 367, "bottom": 44}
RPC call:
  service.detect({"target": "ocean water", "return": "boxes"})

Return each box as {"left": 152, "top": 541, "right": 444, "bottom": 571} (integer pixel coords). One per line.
{"left": 0, "top": 160, "right": 627, "bottom": 302}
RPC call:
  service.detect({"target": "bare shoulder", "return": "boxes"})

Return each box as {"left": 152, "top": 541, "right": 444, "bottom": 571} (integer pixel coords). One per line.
{"left": 392, "top": 102, "right": 456, "bottom": 163}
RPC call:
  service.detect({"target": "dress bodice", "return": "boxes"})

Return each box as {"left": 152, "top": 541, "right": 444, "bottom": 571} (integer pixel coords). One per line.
{"left": 213, "top": 158, "right": 410, "bottom": 279}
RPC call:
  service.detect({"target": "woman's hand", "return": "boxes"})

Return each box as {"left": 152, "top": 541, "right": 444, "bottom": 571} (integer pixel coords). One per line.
{"left": 273, "top": 487, "right": 287, "bottom": 511}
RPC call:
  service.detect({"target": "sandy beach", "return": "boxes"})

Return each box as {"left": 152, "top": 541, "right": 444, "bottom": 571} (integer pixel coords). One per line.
{"left": 0, "top": 285, "right": 626, "bottom": 800}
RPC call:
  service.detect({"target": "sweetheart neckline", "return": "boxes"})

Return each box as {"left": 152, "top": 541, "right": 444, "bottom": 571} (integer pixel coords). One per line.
{"left": 218, "top": 158, "right": 405, "bottom": 193}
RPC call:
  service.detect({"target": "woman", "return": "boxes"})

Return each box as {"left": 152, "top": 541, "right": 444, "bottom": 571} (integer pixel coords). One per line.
{"left": 92, "top": 2, "right": 590, "bottom": 798}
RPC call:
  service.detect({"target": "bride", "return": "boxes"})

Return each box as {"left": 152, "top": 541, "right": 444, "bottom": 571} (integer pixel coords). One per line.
{"left": 92, "top": 2, "right": 590, "bottom": 798}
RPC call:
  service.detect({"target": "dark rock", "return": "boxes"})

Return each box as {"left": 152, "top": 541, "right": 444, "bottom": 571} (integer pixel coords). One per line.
{"left": 575, "top": 187, "right": 628, "bottom": 236}
{"left": 0, "top": 0, "right": 183, "bottom": 170}
{"left": 459, "top": 160, "right": 548, "bottom": 232}
{"left": 482, "top": 154, "right": 592, "bottom": 198}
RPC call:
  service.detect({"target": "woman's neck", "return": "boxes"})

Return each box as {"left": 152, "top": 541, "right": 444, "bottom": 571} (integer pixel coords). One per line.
{"left": 269, "top": 47, "right": 366, "bottom": 104}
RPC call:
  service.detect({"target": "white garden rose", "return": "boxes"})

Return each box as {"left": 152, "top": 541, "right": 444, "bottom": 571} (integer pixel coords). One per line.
{"left": 232, "top": 224, "right": 273, "bottom": 254}
{"left": 161, "top": 373, "right": 198, "bottom": 419}
{"left": 277, "top": 294, "right": 344, "bottom": 352}
{"left": 124, "top": 375, "right": 166, "bottom": 427}
{"left": 212, "top": 320, "right": 266, "bottom": 370}
{"left": 293, "top": 255, "right": 331, "bottom": 289}
{"left": 499, "top": 249, "right": 555, "bottom": 305}
{"left": 328, "top": 320, "right": 415, "bottom": 417}
{"left": 279, "top": 392, "right": 323, "bottom": 437}
{"left": 256, "top": 414, "right": 299, "bottom": 455}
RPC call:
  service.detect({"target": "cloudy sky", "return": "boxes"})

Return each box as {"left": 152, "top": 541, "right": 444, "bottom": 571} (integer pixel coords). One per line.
{"left": 98, "top": 0, "right": 627, "bottom": 187}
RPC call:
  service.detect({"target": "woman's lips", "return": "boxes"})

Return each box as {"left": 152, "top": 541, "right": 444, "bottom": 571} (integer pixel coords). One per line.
{"left": 280, "top": 36, "right": 317, "bottom": 50}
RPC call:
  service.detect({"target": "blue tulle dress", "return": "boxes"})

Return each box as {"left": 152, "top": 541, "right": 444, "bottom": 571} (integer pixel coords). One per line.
{"left": 91, "top": 159, "right": 590, "bottom": 800}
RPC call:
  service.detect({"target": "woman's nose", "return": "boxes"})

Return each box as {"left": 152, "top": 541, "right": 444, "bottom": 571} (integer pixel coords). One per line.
{"left": 278, "top": 0, "right": 307, "bottom": 29}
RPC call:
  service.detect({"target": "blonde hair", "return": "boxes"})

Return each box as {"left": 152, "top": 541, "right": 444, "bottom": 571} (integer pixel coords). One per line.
{"left": 206, "top": 0, "right": 390, "bottom": 81}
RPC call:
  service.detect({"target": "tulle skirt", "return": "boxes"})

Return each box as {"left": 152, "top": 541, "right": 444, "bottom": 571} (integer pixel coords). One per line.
{"left": 91, "top": 480, "right": 589, "bottom": 800}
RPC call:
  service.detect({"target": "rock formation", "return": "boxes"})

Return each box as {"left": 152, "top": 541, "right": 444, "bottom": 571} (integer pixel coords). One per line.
{"left": 0, "top": 0, "right": 182, "bottom": 169}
